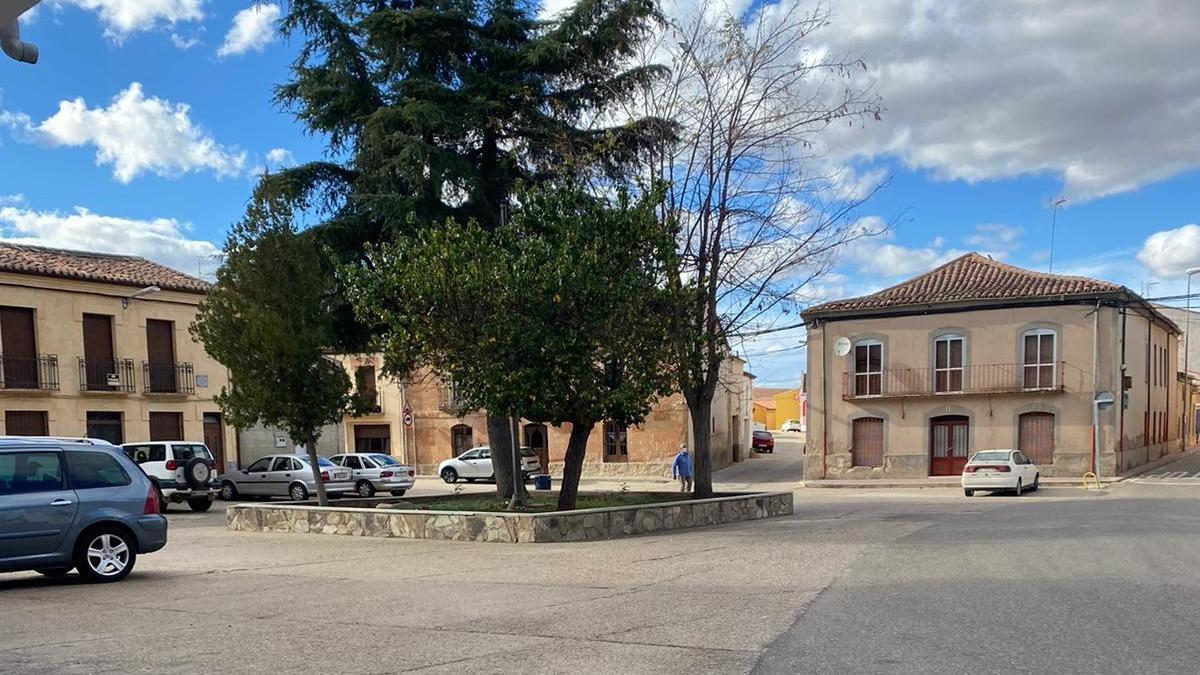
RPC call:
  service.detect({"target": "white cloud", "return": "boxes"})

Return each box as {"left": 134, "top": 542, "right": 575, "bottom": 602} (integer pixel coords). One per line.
{"left": 12, "top": 83, "right": 245, "bottom": 183}
{"left": 60, "top": 0, "right": 204, "bottom": 39}
{"left": 1138, "top": 224, "right": 1200, "bottom": 278}
{"left": 265, "top": 147, "right": 294, "bottom": 166}
{"left": 965, "top": 223, "right": 1023, "bottom": 254}
{"left": 817, "top": 0, "right": 1200, "bottom": 200}
{"left": 170, "top": 32, "right": 201, "bottom": 50}
{"left": 0, "top": 203, "right": 219, "bottom": 274}
{"left": 217, "top": 3, "right": 281, "bottom": 58}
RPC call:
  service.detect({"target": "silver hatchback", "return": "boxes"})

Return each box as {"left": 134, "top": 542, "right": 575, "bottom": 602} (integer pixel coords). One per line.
{"left": 217, "top": 454, "right": 353, "bottom": 501}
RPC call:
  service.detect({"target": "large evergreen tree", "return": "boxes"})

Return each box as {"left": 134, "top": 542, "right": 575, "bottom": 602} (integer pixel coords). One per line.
{"left": 347, "top": 185, "right": 677, "bottom": 510}
{"left": 269, "top": 0, "right": 673, "bottom": 495}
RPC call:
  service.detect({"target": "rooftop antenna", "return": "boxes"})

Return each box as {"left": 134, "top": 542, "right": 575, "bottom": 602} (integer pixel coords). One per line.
{"left": 1048, "top": 197, "right": 1067, "bottom": 273}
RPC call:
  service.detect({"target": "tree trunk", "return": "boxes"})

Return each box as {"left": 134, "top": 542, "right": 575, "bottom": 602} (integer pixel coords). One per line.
{"left": 557, "top": 421, "right": 594, "bottom": 511}
{"left": 486, "top": 415, "right": 528, "bottom": 504}
{"left": 689, "top": 398, "right": 714, "bottom": 498}
{"left": 305, "top": 436, "right": 329, "bottom": 507}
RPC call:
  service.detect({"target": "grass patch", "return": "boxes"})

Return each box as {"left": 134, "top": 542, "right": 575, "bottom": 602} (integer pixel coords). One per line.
{"left": 412, "top": 491, "right": 692, "bottom": 513}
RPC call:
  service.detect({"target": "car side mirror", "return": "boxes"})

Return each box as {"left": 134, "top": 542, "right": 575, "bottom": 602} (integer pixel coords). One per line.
{"left": 241, "top": 469, "right": 249, "bottom": 475}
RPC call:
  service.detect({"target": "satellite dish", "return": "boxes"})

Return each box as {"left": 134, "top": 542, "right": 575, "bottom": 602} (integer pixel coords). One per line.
{"left": 833, "top": 337, "right": 851, "bottom": 357}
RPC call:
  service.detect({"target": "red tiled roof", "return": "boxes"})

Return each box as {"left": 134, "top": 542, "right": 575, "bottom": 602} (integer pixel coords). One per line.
{"left": 804, "top": 253, "right": 1124, "bottom": 317}
{"left": 0, "top": 243, "right": 210, "bottom": 294}
{"left": 753, "top": 399, "right": 777, "bottom": 410}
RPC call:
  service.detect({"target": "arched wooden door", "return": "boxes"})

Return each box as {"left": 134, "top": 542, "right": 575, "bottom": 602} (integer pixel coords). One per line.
{"left": 930, "top": 415, "right": 969, "bottom": 476}
{"left": 523, "top": 423, "right": 549, "bottom": 474}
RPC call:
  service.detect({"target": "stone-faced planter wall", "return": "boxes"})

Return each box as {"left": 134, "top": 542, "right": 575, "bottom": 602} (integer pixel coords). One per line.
{"left": 226, "top": 492, "right": 793, "bottom": 544}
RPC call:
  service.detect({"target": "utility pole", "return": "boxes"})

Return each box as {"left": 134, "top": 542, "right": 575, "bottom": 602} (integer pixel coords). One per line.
{"left": 1048, "top": 197, "right": 1067, "bottom": 273}
{"left": 1186, "top": 268, "right": 1200, "bottom": 443}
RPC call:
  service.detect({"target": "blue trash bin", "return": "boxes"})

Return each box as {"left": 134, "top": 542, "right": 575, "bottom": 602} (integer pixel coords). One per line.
{"left": 533, "top": 474, "right": 552, "bottom": 490}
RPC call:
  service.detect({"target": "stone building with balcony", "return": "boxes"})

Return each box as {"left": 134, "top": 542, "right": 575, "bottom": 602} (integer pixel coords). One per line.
{"left": 0, "top": 243, "right": 236, "bottom": 468}
{"left": 802, "top": 253, "right": 1194, "bottom": 480}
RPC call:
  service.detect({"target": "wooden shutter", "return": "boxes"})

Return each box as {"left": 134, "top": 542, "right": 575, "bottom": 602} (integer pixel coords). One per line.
{"left": 1, "top": 307, "right": 38, "bottom": 388}
{"left": 1018, "top": 412, "right": 1055, "bottom": 464}
{"left": 5, "top": 410, "right": 48, "bottom": 436}
{"left": 149, "top": 412, "right": 183, "bottom": 441}
{"left": 82, "top": 314, "right": 115, "bottom": 389}
{"left": 851, "top": 417, "right": 884, "bottom": 467}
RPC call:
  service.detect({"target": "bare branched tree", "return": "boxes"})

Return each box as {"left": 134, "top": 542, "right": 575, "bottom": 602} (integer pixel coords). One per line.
{"left": 638, "top": 0, "right": 885, "bottom": 497}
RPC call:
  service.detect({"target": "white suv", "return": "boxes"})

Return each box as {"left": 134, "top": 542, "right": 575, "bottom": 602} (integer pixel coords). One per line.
{"left": 121, "top": 441, "right": 219, "bottom": 512}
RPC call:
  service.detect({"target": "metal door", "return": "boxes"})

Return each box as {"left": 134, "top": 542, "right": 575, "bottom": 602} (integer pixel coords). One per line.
{"left": 930, "top": 416, "right": 969, "bottom": 476}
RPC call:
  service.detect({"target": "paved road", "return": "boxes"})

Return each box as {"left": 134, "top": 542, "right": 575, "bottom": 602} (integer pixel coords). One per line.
{"left": 3, "top": 450, "right": 1199, "bottom": 674}
{"left": 755, "top": 456, "right": 1200, "bottom": 674}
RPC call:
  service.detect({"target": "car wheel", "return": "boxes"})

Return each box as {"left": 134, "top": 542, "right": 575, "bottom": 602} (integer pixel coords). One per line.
{"left": 441, "top": 468, "right": 458, "bottom": 484}
{"left": 289, "top": 482, "right": 310, "bottom": 501}
{"left": 1014, "top": 478, "right": 1023, "bottom": 496}
{"left": 187, "top": 497, "right": 213, "bottom": 512}
{"left": 220, "top": 481, "right": 238, "bottom": 501}
{"left": 356, "top": 480, "right": 376, "bottom": 498}
{"left": 36, "top": 567, "right": 72, "bottom": 578}
{"left": 1032, "top": 474, "right": 1040, "bottom": 491}
{"left": 390, "top": 490, "right": 407, "bottom": 497}
{"left": 75, "top": 527, "right": 136, "bottom": 583}
{"left": 964, "top": 488, "right": 975, "bottom": 497}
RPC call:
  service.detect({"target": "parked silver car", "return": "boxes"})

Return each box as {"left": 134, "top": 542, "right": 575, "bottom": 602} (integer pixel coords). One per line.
{"left": 329, "top": 453, "right": 415, "bottom": 497}
{"left": 0, "top": 437, "right": 167, "bottom": 583}
{"left": 217, "top": 454, "right": 353, "bottom": 502}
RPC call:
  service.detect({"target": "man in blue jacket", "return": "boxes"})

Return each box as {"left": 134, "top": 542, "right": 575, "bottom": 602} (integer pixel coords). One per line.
{"left": 672, "top": 444, "right": 693, "bottom": 493}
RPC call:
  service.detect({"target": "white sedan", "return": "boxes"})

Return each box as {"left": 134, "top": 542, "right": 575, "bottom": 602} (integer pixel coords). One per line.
{"left": 438, "top": 446, "right": 541, "bottom": 483}
{"left": 780, "top": 419, "right": 804, "bottom": 433}
{"left": 962, "top": 450, "right": 1040, "bottom": 496}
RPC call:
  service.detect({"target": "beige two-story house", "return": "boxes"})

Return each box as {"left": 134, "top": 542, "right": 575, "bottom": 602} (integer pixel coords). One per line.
{"left": 802, "top": 253, "right": 1193, "bottom": 480}
{"left": 0, "top": 243, "right": 236, "bottom": 469}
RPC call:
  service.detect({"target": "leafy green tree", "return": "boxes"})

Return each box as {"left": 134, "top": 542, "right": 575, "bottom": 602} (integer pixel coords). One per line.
{"left": 191, "top": 190, "right": 357, "bottom": 507}
{"left": 347, "top": 185, "right": 677, "bottom": 509}
{"left": 269, "top": 0, "right": 674, "bottom": 490}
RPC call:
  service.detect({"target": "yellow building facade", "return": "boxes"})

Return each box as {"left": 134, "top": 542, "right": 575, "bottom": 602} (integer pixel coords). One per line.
{"left": 0, "top": 244, "right": 237, "bottom": 469}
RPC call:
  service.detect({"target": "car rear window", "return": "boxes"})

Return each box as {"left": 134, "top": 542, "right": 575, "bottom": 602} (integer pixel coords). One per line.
{"left": 297, "top": 455, "right": 336, "bottom": 468}
{"left": 0, "top": 452, "right": 66, "bottom": 495}
{"left": 124, "top": 444, "right": 166, "bottom": 464}
{"left": 970, "top": 451, "right": 1011, "bottom": 463}
{"left": 66, "top": 451, "right": 132, "bottom": 489}
{"left": 173, "top": 444, "right": 213, "bottom": 461}
{"left": 369, "top": 454, "right": 400, "bottom": 466}
{"left": 754, "top": 431, "right": 771, "bottom": 438}
{"left": 520, "top": 448, "right": 537, "bottom": 458}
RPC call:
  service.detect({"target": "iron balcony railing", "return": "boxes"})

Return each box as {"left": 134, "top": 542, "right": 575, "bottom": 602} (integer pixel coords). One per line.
{"left": 142, "top": 361, "right": 195, "bottom": 394}
{"left": 842, "top": 362, "right": 1066, "bottom": 401}
{"left": 78, "top": 358, "right": 136, "bottom": 393}
{"left": 0, "top": 354, "right": 59, "bottom": 391}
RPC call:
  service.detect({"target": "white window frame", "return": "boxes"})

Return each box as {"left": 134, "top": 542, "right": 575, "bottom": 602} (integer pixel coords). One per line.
{"left": 1021, "top": 329, "right": 1057, "bottom": 389}
{"left": 853, "top": 340, "right": 884, "bottom": 397}
{"left": 933, "top": 334, "right": 965, "bottom": 393}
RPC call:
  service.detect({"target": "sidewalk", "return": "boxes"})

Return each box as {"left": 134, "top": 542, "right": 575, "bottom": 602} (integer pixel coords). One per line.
{"left": 801, "top": 444, "right": 1200, "bottom": 489}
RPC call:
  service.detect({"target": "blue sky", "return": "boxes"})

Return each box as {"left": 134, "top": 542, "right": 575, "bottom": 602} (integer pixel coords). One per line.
{"left": 2, "top": 1, "right": 1198, "bottom": 388}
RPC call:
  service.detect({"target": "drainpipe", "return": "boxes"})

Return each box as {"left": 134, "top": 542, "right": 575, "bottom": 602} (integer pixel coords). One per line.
{"left": 1, "top": 13, "right": 38, "bottom": 64}
{"left": 1091, "top": 299, "right": 1100, "bottom": 477}
{"left": 821, "top": 321, "right": 829, "bottom": 480}
{"left": 1119, "top": 306, "right": 1127, "bottom": 469}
